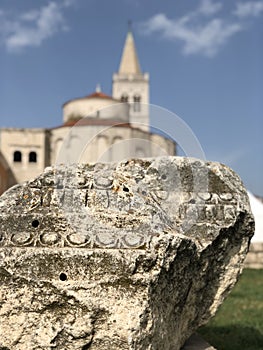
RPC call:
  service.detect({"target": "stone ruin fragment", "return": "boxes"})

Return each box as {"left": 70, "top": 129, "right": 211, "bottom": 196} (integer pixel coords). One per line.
{"left": 0, "top": 156, "right": 254, "bottom": 349}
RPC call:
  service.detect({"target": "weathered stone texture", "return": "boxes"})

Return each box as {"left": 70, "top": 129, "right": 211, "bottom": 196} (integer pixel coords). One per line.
{"left": 0, "top": 157, "right": 254, "bottom": 349}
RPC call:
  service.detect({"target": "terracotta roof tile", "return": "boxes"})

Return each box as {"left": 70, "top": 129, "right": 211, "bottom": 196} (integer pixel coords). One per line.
{"left": 86, "top": 91, "right": 112, "bottom": 99}
{"left": 55, "top": 118, "right": 131, "bottom": 128}
{"left": 63, "top": 91, "right": 120, "bottom": 107}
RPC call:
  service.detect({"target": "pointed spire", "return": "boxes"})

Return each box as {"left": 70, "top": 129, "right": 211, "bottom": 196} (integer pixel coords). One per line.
{"left": 96, "top": 83, "right": 101, "bottom": 93}
{"left": 118, "top": 24, "right": 141, "bottom": 75}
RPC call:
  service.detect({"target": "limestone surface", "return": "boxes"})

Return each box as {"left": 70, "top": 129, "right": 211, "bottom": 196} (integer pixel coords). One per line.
{"left": 0, "top": 157, "right": 254, "bottom": 349}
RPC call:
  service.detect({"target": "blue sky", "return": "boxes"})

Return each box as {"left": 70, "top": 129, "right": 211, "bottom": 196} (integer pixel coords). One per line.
{"left": 0, "top": 0, "right": 262, "bottom": 196}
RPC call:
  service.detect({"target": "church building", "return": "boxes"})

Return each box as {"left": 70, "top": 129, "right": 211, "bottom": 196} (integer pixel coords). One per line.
{"left": 0, "top": 30, "right": 176, "bottom": 195}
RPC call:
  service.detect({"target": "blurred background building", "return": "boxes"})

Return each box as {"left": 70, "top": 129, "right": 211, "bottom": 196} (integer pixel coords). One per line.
{"left": 0, "top": 30, "right": 176, "bottom": 194}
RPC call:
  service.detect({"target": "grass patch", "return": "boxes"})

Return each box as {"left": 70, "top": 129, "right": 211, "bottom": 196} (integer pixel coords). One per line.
{"left": 199, "top": 269, "right": 263, "bottom": 350}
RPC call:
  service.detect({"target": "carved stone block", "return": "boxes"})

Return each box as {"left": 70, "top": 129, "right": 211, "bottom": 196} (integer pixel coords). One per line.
{"left": 0, "top": 157, "right": 254, "bottom": 349}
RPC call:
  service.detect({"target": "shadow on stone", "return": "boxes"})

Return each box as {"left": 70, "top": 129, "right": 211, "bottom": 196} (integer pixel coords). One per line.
{"left": 182, "top": 333, "right": 216, "bottom": 349}
{"left": 199, "top": 325, "right": 263, "bottom": 350}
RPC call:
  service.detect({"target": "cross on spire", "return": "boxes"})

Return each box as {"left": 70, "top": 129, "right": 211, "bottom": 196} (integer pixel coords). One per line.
{"left": 128, "top": 20, "right": 132, "bottom": 32}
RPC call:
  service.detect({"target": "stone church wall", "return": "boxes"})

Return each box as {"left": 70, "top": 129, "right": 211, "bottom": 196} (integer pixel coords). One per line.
{"left": 0, "top": 128, "right": 48, "bottom": 183}
{"left": 245, "top": 242, "right": 263, "bottom": 269}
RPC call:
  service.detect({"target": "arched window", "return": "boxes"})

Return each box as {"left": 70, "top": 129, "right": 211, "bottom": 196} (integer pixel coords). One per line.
{"left": 121, "top": 94, "right": 128, "bottom": 103}
{"left": 29, "top": 151, "right": 37, "bottom": 163}
{"left": 13, "top": 151, "right": 22, "bottom": 163}
{"left": 133, "top": 95, "right": 141, "bottom": 112}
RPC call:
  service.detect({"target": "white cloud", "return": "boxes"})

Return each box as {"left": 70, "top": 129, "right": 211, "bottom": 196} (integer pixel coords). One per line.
{"left": 140, "top": 12, "right": 242, "bottom": 57}
{"left": 20, "top": 10, "right": 40, "bottom": 22}
{"left": 199, "top": 0, "right": 222, "bottom": 15}
{"left": 234, "top": 1, "right": 263, "bottom": 18}
{"left": 0, "top": 1, "right": 73, "bottom": 52}
{"left": 183, "top": 19, "right": 242, "bottom": 56}
{"left": 139, "top": 0, "right": 263, "bottom": 57}
{"left": 63, "top": 0, "right": 76, "bottom": 7}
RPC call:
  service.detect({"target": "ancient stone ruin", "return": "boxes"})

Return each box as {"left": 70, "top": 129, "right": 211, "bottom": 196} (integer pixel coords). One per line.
{"left": 0, "top": 156, "right": 254, "bottom": 349}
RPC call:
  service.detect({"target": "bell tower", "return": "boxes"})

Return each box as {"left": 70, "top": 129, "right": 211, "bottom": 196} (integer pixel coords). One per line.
{"left": 112, "top": 27, "right": 149, "bottom": 131}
